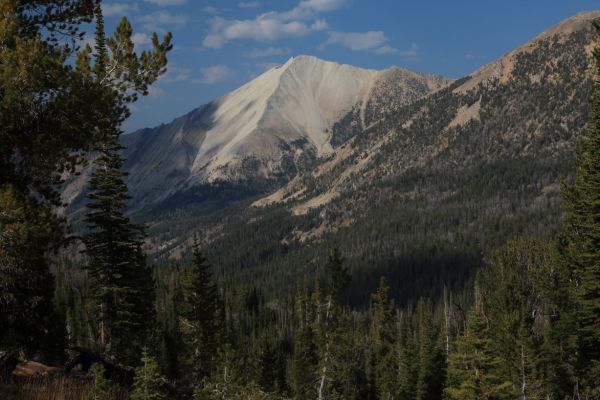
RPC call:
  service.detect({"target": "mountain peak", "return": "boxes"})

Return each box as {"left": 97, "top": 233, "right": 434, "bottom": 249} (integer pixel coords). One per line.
{"left": 98, "top": 58, "right": 450, "bottom": 210}
{"left": 286, "top": 54, "right": 321, "bottom": 63}
{"left": 283, "top": 54, "right": 378, "bottom": 73}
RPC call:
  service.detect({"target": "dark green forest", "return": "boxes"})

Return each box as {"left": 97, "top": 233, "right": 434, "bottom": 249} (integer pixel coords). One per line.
{"left": 1, "top": 1, "right": 600, "bottom": 400}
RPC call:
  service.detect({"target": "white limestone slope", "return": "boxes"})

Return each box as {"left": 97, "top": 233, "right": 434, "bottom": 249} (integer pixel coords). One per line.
{"left": 192, "top": 55, "right": 380, "bottom": 180}
{"left": 106, "top": 55, "right": 450, "bottom": 210}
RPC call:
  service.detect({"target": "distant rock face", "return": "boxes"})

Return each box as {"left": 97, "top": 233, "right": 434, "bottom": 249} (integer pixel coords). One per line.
{"left": 85, "top": 56, "right": 450, "bottom": 211}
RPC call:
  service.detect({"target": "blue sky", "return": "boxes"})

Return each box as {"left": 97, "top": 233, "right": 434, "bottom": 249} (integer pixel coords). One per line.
{"left": 97, "top": 0, "right": 600, "bottom": 132}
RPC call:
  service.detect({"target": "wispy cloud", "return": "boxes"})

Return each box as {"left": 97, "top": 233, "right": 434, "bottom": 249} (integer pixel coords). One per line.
{"left": 243, "top": 46, "right": 291, "bottom": 58}
{"left": 202, "top": 0, "right": 345, "bottom": 48}
{"left": 203, "top": 17, "right": 314, "bottom": 48}
{"left": 102, "top": 2, "right": 139, "bottom": 17}
{"left": 162, "top": 65, "right": 191, "bottom": 82}
{"left": 297, "top": 0, "right": 347, "bottom": 12}
{"left": 202, "top": 6, "right": 220, "bottom": 15}
{"left": 194, "top": 65, "right": 234, "bottom": 84}
{"left": 148, "top": 85, "right": 166, "bottom": 98}
{"left": 132, "top": 32, "right": 152, "bottom": 47}
{"left": 136, "top": 10, "right": 187, "bottom": 31}
{"left": 373, "top": 45, "right": 397, "bottom": 55}
{"left": 397, "top": 43, "right": 419, "bottom": 59}
{"left": 238, "top": 1, "right": 261, "bottom": 8}
{"left": 326, "top": 30, "right": 395, "bottom": 53}
{"left": 144, "top": 0, "right": 186, "bottom": 5}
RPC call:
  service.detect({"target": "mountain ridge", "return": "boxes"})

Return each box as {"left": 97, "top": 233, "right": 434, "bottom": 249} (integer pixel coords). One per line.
{"left": 63, "top": 55, "right": 451, "bottom": 213}
{"left": 251, "top": 10, "right": 600, "bottom": 216}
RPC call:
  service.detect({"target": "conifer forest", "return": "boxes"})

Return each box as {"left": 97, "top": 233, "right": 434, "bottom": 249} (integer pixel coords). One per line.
{"left": 1, "top": 1, "right": 600, "bottom": 399}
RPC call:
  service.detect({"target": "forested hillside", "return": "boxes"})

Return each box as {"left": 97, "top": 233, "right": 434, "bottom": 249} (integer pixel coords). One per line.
{"left": 144, "top": 12, "right": 598, "bottom": 306}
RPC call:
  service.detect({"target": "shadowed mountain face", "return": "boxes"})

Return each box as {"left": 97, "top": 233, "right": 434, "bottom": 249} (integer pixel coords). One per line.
{"left": 63, "top": 56, "right": 451, "bottom": 213}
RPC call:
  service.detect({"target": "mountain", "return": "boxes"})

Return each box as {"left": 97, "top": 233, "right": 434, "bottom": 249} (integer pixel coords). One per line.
{"left": 61, "top": 56, "right": 448, "bottom": 213}
{"left": 134, "top": 11, "right": 600, "bottom": 303}
{"left": 255, "top": 11, "right": 599, "bottom": 215}
{"left": 62, "top": 12, "right": 600, "bottom": 303}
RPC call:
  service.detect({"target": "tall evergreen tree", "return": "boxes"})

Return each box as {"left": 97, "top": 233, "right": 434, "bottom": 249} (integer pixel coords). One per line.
{"left": 369, "top": 277, "right": 398, "bottom": 400}
{"left": 481, "top": 239, "right": 557, "bottom": 399}
{"left": 445, "top": 286, "right": 512, "bottom": 400}
{"left": 558, "top": 20, "right": 600, "bottom": 397}
{"left": 85, "top": 363, "right": 120, "bottom": 400}
{"left": 292, "top": 281, "right": 318, "bottom": 400}
{"left": 414, "top": 299, "right": 445, "bottom": 400}
{"left": 397, "top": 314, "right": 418, "bottom": 400}
{"left": 0, "top": 0, "right": 105, "bottom": 205}
{"left": 83, "top": 110, "right": 155, "bottom": 363}
{"left": 0, "top": 185, "right": 66, "bottom": 362}
{"left": 131, "top": 347, "right": 167, "bottom": 400}
{"left": 157, "top": 273, "right": 185, "bottom": 380}
{"left": 317, "top": 248, "right": 351, "bottom": 400}
{"left": 180, "top": 237, "right": 223, "bottom": 384}
{"left": 82, "top": 0, "right": 171, "bottom": 365}
{"left": 0, "top": 0, "right": 107, "bottom": 364}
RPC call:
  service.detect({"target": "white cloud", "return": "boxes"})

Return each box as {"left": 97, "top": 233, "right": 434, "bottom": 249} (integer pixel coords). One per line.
{"left": 102, "top": 2, "right": 139, "bottom": 17}
{"left": 202, "top": 0, "right": 345, "bottom": 48}
{"left": 326, "top": 30, "right": 387, "bottom": 51}
{"left": 277, "top": 0, "right": 347, "bottom": 20}
{"left": 373, "top": 45, "right": 397, "bottom": 55}
{"left": 137, "top": 11, "right": 187, "bottom": 31}
{"left": 298, "top": 0, "right": 347, "bottom": 12}
{"left": 145, "top": 0, "right": 186, "bottom": 5}
{"left": 202, "top": 6, "right": 220, "bottom": 15}
{"left": 148, "top": 86, "right": 165, "bottom": 98}
{"left": 238, "top": 1, "right": 261, "bottom": 8}
{"left": 243, "top": 46, "right": 290, "bottom": 58}
{"left": 397, "top": 43, "right": 419, "bottom": 58}
{"left": 194, "top": 65, "right": 234, "bottom": 84}
{"left": 163, "top": 66, "right": 191, "bottom": 82}
{"left": 310, "top": 19, "right": 329, "bottom": 31}
{"left": 325, "top": 30, "right": 407, "bottom": 55}
{"left": 203, "top": 16, "right": 314, "bottom": 48}
{"left": 132, "top": 32, "right": 152, "bottom": 47}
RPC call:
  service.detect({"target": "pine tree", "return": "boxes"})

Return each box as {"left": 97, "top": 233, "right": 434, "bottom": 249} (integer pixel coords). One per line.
{"left": 0, "top": 0, "right": 104, "bottom": 364}
{"left": 82, "top": 1, "right": 173, "bottom": 365}
{"left": 293, "top": 324, "right": 318, "bottom": 399}
{"left": 444, "top": 286, "right": 512, "bottom": 400}
{"left": 85, "top": 363, "right": 119, "bottom": 400}
{"left": 317, "top": 248, "right": 351, "bottom": 400}
{"left": 131, "top": 348, "right": 167, "bottom": 400}
{"left": 0, "top": 0, "right": 108, "bottom": 206}
{"left": 180, "top": 236, "right": 223, "bottom": 383}
{"left": 481, "top": 239, "right": 558, "bottom": 399}
{"left": 83, "top": 124, "right": 155, "bottom": 364}
{"left": 414, "top": 299, "right": 445, "bottom": 400}
{"left": 157, "top": 275, "right": 184, "bottom": 380}
{"left": 369, "top": 277, "right": 398, "bottom": 400}
{"left": 397, "top": 315, "right": 418, "bottom": 400}
{"left": 292, "top": 282, "right": 318, "bottom": 400}
{"left": 558, "top": 20, "right": 600, "bottom": 396}
{"left": 0, "top": 185, "right": 66, "bottom": 362}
